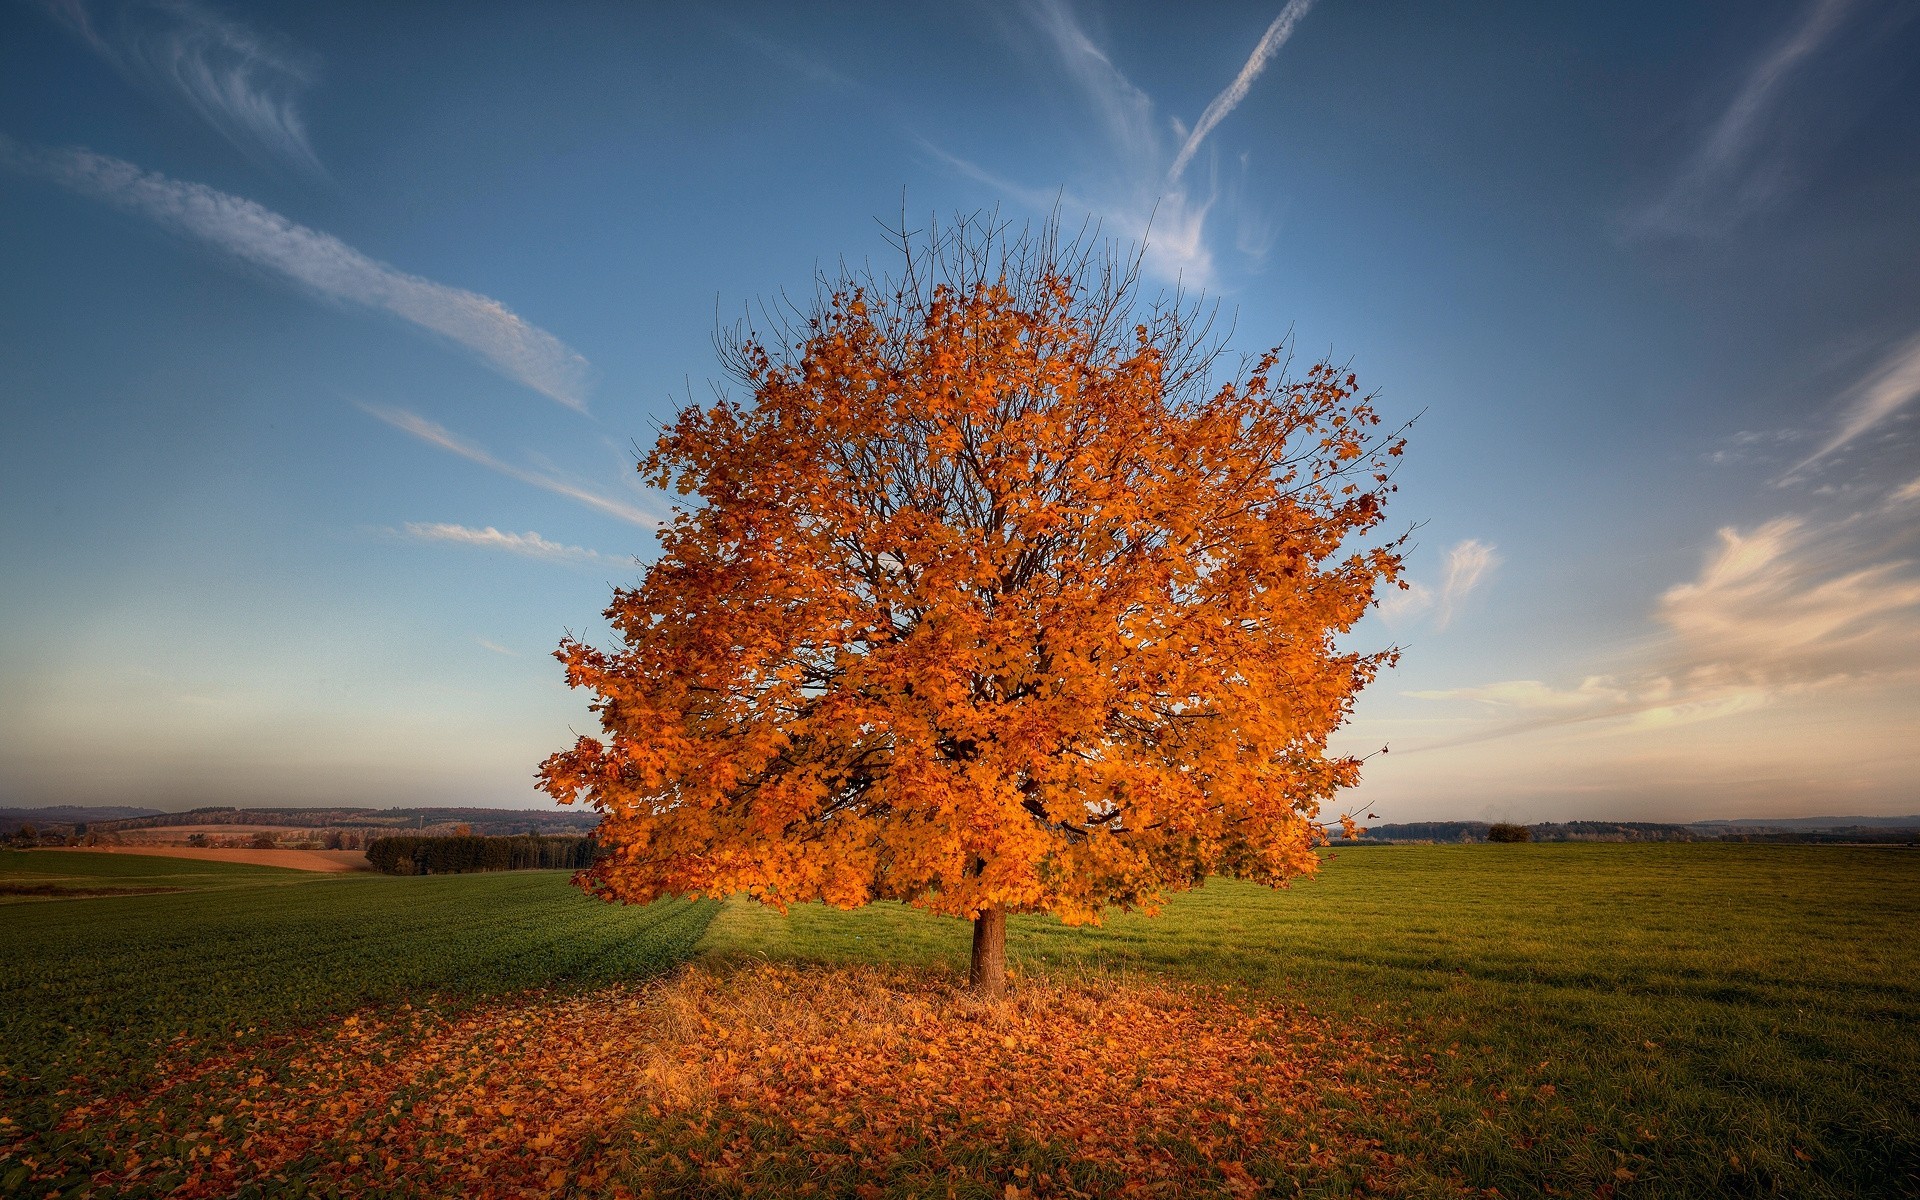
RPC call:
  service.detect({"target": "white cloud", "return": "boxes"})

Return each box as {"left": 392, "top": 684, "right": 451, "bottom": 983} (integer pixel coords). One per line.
{"left": 33, "top": 0, "right": 328, "bottom": 179}
{"left": 1631, "top": 0, "right": 1855, "bottom": 237}
{"left": 1658, "top": 515, "right": 1920, "bottom": 684}
{"left": 1375, "top": 539, "right": 1498, "bottom": 630}
{"left": 930, "top": 2, "right": 1312, "bottom": 285}
{"left": 1788, "top": 329, "right": 1920, "bottom": 476}
{"left": 1435, "top": 539, "right": 1499, "bottom": 629}
{"left": 400, "top": 522, "right": 617, "bottom": 566}
{"left": 1, "top": 140, "right": 594, "bottom": 411}
{"left": 360, "top": 405, "right": 663, "bottom": 528}
{"left": 1407, "top": 505, "right": 1920, "bottom": 746}
{"left": 475, "top": 637, "right": 518, "bottom": 657}
{"left": 1374, "top": 580, "right": 1433, "bottom": 626}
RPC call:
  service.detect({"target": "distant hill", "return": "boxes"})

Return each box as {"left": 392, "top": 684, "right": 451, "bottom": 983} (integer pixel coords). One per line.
{"left": 0, "top": 806, "right": 164, "bottom": 834}
{"left": 1357, "top": 817, "right": 1919, "bottom": 845}
{"left": 12, "top": 805, "right": 1914, "bottom": 845}
{"left": 1357, "top": 821, "right": 1490, "bottom": 843}
{"left": 1358, "top": 821, "right": 1701, "bottom": 844}
{"left": 2, "top": 805, "right": 597, "bottom": 838}
{"left": 1691, "top": 815, "right": 1920, "bottom": 830}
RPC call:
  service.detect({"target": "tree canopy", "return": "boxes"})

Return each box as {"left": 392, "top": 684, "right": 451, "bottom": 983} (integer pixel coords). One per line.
{"left": 540, "top": 218, "right": 1408, "bottom": 993}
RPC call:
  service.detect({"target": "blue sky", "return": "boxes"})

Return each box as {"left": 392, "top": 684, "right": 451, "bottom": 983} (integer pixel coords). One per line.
{"left": 2, "top": 0, "right": 1916, "bottom": 820}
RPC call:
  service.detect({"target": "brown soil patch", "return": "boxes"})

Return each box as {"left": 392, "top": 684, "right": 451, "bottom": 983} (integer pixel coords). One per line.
{"left": 49, "top": 846, "right": 370, "bottom": 872}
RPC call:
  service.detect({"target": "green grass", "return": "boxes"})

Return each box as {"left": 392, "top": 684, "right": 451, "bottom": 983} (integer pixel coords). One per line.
{"left": 5, "top": 843, "right": 1915, "bottom": 1197}
{"left": 698, "top": 843, "right": 1920, "bottom": 1198}
{"left": 0, "top": 851, "right": 717, "bottom": 1182}
{"left": 0, "top": 849, "right": 310, "bottom": 902}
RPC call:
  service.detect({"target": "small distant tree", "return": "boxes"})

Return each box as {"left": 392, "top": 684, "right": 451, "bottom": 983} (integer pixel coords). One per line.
{"left": 541, "top": 217, "right": 1410, "bottom": 997}
{"left": 1487, "top": 822, "right": 1532, "bottom": 843}
{"left": 249, "top": 831, "right": 278, "bottom": 850}
{"left": 186, "top": 833, "right": 210, "bottom": 847}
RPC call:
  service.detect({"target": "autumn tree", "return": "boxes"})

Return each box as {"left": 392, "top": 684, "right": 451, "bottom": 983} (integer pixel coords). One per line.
{"left": 541, "top": 217, "right": 1408, "bottom": 997}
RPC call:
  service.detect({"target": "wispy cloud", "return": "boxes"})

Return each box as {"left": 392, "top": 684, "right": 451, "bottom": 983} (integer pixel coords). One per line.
{"left": 718, "top": 17, "right": 854, "bottom": 91}
{"left": 475, "top": 637, "right": 517, "bottom": 657}
{"left": 1166, "top": 0, "right": 1314, "bottom": 185}
{"left": 931, "top": 1, "right": 1313, "bottom": 285}
{"left": 1436, "top": 539, "right": 1499, "bottom": 629}
{"left": 1408, "top": 676, "right": 1628, "bottom": 712}
{"left": 400, "top": 522, "right": 618, "bottom": 566}
{"left": 1375, "top": 579, "right": 1434, "bottom": 626}
{"left": 1631, "top": 0, "right": 1855, "bottom": 237}
{"left": 1705, "top": 426, "right": 1804, "bottom": 468}
{"left": 32, "top": 0, "right": 327, "bottom": 179}
{"left": 1030, "top": 0, "right": 1160, "bottom": 173}
{"left": 1376, "top": 539, "right": 1499, "bottom": 629}
{"left": 1788, "top": 329, "right": 1920, "bottom": 476}
{"left": 1407, "top": 492, "right": 1920, "bottom": 747}
{"left": 361, "top": 405, "right": 662, "bottom": 528}
{"left": 1659, "top": 514, "right": 1920, "bottom": 684}
{"left": 2, "top": 140, "right": 594, "bottom": 410}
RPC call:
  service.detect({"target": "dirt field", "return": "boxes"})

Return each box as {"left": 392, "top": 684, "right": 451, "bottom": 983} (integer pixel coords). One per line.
{"left": 48, "top": 846, "right": 370, "bottom": 872}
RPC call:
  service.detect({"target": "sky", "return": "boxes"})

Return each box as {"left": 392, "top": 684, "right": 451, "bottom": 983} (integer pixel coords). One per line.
{"left": 1, "top": 0, "right": 1916, "bottom": 822}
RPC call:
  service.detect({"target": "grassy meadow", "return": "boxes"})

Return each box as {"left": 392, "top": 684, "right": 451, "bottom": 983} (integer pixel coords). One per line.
{"left": 0, "top": 844, "right": 1914, "bottom": 1197}
{"left": 702, "top": 843, "right": 1920, "bottom": 1197}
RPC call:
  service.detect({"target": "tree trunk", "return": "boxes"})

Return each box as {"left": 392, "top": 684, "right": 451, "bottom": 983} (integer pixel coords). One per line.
{"left": 969, "top": 905, "right": 1007, "bottom": 999}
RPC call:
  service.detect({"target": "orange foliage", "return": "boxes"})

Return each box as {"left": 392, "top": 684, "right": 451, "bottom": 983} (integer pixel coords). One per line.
{"left": 542, "top": 219, "right": 1408, "bottom": 925}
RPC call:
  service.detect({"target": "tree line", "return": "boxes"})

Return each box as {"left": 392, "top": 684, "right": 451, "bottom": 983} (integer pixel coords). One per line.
{"left": 364, "top": 835, "right": 599, "bottom": 875}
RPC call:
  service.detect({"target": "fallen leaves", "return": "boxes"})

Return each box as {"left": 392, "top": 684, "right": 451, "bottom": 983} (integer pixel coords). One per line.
{"left": 614, "top": 962, "right": 1455, "bottom": 1197}
{"left": 4, "top": 963, "right": 1471, "bottom": 1198}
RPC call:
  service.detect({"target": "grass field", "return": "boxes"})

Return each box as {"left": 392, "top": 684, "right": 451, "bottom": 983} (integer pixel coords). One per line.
{"left": 0, "top": 850, "right": 312, "bottom": 902}
{"left": 1, "top": 844, "right": 1914, "bottom": 1197}
{"left": 0, "top": 851, "right": 716, "bottom": 1196}
{"left": 702, "top": 843, "right": 1920, "bottom": 1197}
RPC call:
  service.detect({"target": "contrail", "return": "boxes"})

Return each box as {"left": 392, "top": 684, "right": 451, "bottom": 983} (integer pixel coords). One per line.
{"left": 1, "top": 138, "right": 593, "bottom": 411}
{"left": 1167, "top": 0, "right": 1315, "bottom": 185}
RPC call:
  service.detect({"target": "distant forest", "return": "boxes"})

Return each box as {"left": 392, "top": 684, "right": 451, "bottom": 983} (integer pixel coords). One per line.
{"left": 1356, "top": 819, "right": 1920, "bottom": 845}
{"left": 365, "top": 834, "right": 598, "bottom": 875}
{"left": 0, "top": 805, "right": 598, "bottom": 838}
{"left": 4, "top": 806, "right": 1915, "bottom": 845}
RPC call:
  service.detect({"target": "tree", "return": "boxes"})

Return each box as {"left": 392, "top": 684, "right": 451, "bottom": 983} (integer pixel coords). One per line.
{"left": 1487, "top": 822, "right": 1532, "bottom": 843}
{"left": 540, "top": 217, "right": 1409, "bottom": 997}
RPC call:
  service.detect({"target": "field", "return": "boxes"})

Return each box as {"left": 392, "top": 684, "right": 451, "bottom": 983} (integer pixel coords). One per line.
{"left": 1, "top": 844, "right": 1915, "bottom": 1197}
{"left": 0, "top": 850, "right": 319, "bottom": 902}
{"left": 34, "top": 845, "right": 371, "bottom": 872}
